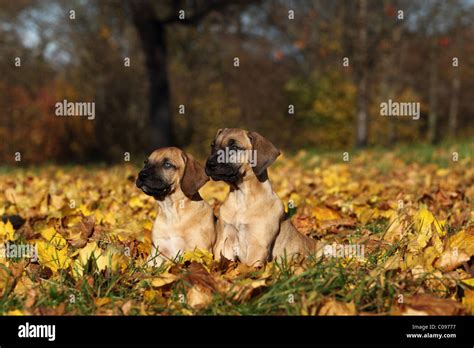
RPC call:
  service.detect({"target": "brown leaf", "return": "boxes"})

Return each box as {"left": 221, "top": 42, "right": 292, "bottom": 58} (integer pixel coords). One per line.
{"left": 318, "top": 299, "right": 357, "bottom": 315}
{"left": 38, "top": 302, "right": 66, "bottom": 315}
{"left": 67, "top": 216, "right": 95, "bottom": 248}
{"left": 435, "top": 248, "right": 470, "bottom": 272}
{"left": 392, "top": 294, "right": 466, "bottom": 315}
{"left": 121, "top": 300, "right": 133, "bottom": 315}
{"left": 318, "top": 217, "right": 356, "bottom": 230}
{"left": 182, "top": 262, "right": 217, "bottom": 292}
{"left": 25, "top": 289, "right": 37, "bottom": 308}
{"left": 232, "top": 279, "right": 267, "bottom": 302}
{"left": 150, "top": 272, "right": 177, "bottom": 288}
{"left": 462, "top": 289, "right": 474, "bottom": 315}
{"left": 187, "top": 285, "right": 213, "bottom": 309}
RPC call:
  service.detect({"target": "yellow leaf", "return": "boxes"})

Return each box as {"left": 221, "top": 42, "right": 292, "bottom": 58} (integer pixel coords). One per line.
{"left": 407, "top": 209, "right": 445, "bottom": 253}
{"left": 353, "top": 206, "right": 375, "bottom": 225}
{"left": 446, "top": 229, "right": 474, "bottom": 256}
{"left": 143, "top": 289, "right": 162, "bottom": 303}
{"left": 94, "top": 297, "right": 111, "bottom": 307}
{"left": 422, "top": 246, "right": 441, "bottom": 272}
{"left": 182, "top": 248, "right": 214, "bottom": 271}
{"left": 414, "top": 208, "right": 445, "bottom": 237}
{"left": 0, "top": 220, "right": 15, "bottom": 241}
{"left": 461, "top": 278, "right": 474, "bottom": 288}
{"left": 6, "top": 309, "right": 24, "bottom": 316}
{"left": 37, "top": 241, "right": 70, "bottom": 272}
{"left": 435, "top": 248, "right": 470, "bottom": 272}
{"left": 78, "top": 204, "right": 93, "bottom": 216}
{"left": 0, "top": 265, "right": 12, "bottom": 295}
{"left": 289, "top": 192, "right": 302, "bottom": 207}
{"left": 461, "top": 289, "right": 474, "bottom": 315}
{"left": 318, "top": 299, "right": 356, "bottom": 315}
{"left": 151, "top": 272, "right": 177, "bottom": 288}
{"left": 187, "top": 285, "right": 213, "bottom": 309}
{"left": 40, "top": 227, "right": 67, "bottom": 250}
{"left": 129, "top": 196, "right": 144, "bottom": 209}
{"left": 96, "top": 248, "right": 129, "bottom": 272}
{"left": 199, "top": 181, "right": 229, "bottom": 203}
{"left": 312, "top": 206, "right": 340, "bottom": 221}
{"left": 383, "top": 254, "right": 401, "bottom": 270}
{"left": 103, "top": 212, "right": 116, "bottom": 225}
{"left": 383, "top": 213, "right": 407, "bottom": 243}
{"left": 435, "top": 229, "right": 474, "bottom": 272}
{"left": 78, "top": 242, "right": 102, "bottom": 266}
{"left": 71, "top": 259, "right": 84, "bottom": 279}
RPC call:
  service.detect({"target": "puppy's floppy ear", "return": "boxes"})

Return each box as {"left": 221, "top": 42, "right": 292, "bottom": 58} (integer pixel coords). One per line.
{"left": 180, "top": 152, "right": 209, "bottom": 199}
{"left": 214, "top": 128, "right": 226, "bottom": 141}
{"left": 247, "top": 131, "right": 280, "bottom": 177}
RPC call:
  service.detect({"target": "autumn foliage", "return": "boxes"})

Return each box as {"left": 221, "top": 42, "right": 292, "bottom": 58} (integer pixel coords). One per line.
{"left": 0, "top": 145, "right": 472, "bottom": 315}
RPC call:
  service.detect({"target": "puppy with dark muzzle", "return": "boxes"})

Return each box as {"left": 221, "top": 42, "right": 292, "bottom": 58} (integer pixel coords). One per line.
{"left": 205, "top": 128, "right": 320, "bottom": 267}
{"left": 136, "top": 147, "right": 216, "bottom": 266}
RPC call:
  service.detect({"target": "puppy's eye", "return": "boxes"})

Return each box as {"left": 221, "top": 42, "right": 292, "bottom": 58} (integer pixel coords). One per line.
{"left": 210, "top": 142, "right": 215, "bottom": 148}
{"left": 163, "top": 162, "right": 173, "bottom": 169}
{"left": 231, "top": 144, "right": 241, "bottom": 151}
{"left": 144, "top": 159, "right": 148, "bottom": 165}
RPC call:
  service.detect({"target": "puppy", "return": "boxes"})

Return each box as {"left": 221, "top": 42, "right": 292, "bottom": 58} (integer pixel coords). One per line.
{"left": 205, "top": 128, "right": 319, "bottom": 267}
{"left": 136, "top": 147, "right": 216, "bottom": 265}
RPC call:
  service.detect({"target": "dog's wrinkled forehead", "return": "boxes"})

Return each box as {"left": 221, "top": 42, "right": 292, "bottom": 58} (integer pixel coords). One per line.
{"left": 148, "top": 147, "right": 184, "bottom": 166}
{"left": 215, "top": 128, "right": 252, "bottom": 148}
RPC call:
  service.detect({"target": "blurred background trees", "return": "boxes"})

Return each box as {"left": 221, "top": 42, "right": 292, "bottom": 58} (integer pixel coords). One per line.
{"left": 0, "top": 0, "right": 473, "bottom": 164}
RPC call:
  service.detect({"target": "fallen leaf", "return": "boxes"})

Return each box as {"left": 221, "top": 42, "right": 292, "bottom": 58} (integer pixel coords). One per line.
{"left": 182, "top": 249, "right": 214, "bottom": 271}
{"left": 121, "top": 300, "right": 133, "bottom": 315}
{"left": 40, "top": 227, "right": 67, "bottom": 250}
{"left": 0, "top": 220, "right": 15, "bottom": 241}
{"left": 461, "top": 278, "right": 474, "bottom": 288}
{"left": 67, "top": 216, "right": 95, "bottom": 248}
{"left": 151, "top": 272, "right": 177, "bottom": 288}
{"left": 37, "top": 240, "right": 70, "bottom": 272}
{"left": 94, "top": 297, "right": 111, "bottom": 307}
{"left": 462, "top": 289, "right": 474, "bottom": 315}
{"left": 392, "top": 294, "right": 465, "bottom": 315}
{"left": 319, "top": 299, "right": 356, "bottom": 315}
{"left": 187, "top": 285, "right": 213, "bottom": 309}
{"left": 78, "top": 242, "right": 102, "bottom": 266}
{"left": 312, "top": 206, "right": 341, "bottom": 221}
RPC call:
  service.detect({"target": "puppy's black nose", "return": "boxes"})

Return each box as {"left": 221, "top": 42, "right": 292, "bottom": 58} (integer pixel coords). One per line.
{"left": 138, "top": 171, "right": 148, "bottom": 180}
{"left": 206, "top": 160, "right": 217, "bottom": 170}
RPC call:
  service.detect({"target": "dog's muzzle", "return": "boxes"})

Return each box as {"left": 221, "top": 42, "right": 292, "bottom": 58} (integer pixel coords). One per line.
{"left": 136, "top": 171, "right": 171, "bottom": 198}
{"left": 205, "top": 159, "right": 240, "bottom": 182}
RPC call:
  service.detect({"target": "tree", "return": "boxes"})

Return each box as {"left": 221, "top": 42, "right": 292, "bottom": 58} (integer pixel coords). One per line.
{"left": 355, "top": 0, "right": 368, "bottom": 148}
{"left": 127, "top": 0, "right": 259, "bottom": 149}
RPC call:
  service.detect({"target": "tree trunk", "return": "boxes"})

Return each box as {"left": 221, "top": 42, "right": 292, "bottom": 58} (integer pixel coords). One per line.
{"left": 449, "top": 33, "right": 462, "bottom": 138}
{"left": 448, "top": 69, "right": 461, "bottom": 138}
{"left": 381, "top": 21, "right": 403, "bottom": 147}
{"left": 131, "top": 5, "right": 173, "bottom": 149}
{"left": 428, "top": 40, "right": 439, "bottom": 144}
{"left": 355, "top": 0, "right": 368, "bottom": 148}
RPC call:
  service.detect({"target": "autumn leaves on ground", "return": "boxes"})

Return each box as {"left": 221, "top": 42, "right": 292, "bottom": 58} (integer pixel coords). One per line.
{"left": 0, "top": 141, "right": 472, "bottom": 316}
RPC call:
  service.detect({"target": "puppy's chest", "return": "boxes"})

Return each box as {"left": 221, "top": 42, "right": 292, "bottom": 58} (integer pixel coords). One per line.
{"left": 152, "top": 214, "right": 189, "bottom": 238}
{"left": 220, "top": 194, "right": 283, "bottom": 226}
{"left": 220, "top": 201, "right": 246, "bottom": 225}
